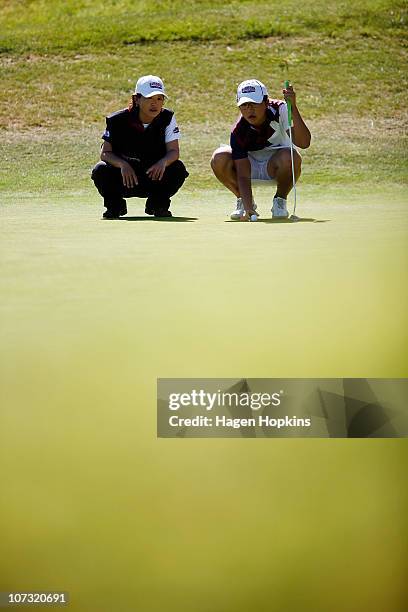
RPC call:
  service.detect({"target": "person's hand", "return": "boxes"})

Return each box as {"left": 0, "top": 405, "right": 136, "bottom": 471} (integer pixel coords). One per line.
{"left": 240, "top": 208, "right": 258, "bottom": 222}
{"left": 146, "top": 159, "right": 167, "bottom": 181}
{"left": 120, "top": 161, "right": 138, "bottom": 188}
{"left": 283, "top": 83, "right": 297, "bottom": 109}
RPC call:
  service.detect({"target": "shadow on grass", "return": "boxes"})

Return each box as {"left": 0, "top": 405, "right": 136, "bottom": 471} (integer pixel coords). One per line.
{"left": 225, "top": 217, "right": 330, "bottom": 224}
{"left": 260, "top": 217, "right": 330, "bottom": 224}
{"left": 118, "top": 216, "right": 198, "bottom": 222}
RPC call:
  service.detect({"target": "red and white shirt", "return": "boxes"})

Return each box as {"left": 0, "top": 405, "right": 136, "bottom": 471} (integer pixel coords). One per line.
{"left": 230, "top": 99, "right": 291, "bottom": 162}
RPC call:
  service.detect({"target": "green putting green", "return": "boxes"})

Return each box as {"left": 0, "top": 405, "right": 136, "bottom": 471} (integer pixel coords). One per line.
{"left": 2, "top": 188, "right": 406, "bottom": 377}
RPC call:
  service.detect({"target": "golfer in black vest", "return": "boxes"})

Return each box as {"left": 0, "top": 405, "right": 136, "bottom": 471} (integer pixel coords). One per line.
{"left": 92, "top": 75, "right": 188, "bottom": 218}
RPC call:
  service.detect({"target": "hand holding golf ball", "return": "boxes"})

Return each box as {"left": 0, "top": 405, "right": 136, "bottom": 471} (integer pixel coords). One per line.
{"left": 241, "top": 209, "right": 258, "bottom": 222}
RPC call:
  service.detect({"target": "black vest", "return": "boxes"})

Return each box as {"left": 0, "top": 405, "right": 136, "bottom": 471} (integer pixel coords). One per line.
{"left": 105, "top": 107, "right": 174, "bottom": 169}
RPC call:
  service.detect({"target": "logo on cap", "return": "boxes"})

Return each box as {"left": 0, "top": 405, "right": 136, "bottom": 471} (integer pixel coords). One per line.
{"left": 150, "top": 81, "right": 163, "bottom": 90}
{"left": 242, "top": 86, "right": 256, "bottom": 93}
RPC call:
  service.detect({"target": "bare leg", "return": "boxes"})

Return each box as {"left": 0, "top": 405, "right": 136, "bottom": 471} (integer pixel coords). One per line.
{"left": 267, "top": 148, "right": 302, "bottom": 198}
{"left": 210, "top": 146, "right": 240, "bottom": 197}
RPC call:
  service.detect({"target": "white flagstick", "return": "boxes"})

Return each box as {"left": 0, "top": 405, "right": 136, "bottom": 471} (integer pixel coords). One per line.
{"left": 284, "top": 80, "right": 299, "bottom": 221}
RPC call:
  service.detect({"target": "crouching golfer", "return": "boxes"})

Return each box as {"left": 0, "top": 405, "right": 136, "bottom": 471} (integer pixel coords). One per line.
{"left": 92, "top": 75, "right": 188, "bottom": 219}
{"left": 211, "top": 79, "right": 311, "bottom": 220}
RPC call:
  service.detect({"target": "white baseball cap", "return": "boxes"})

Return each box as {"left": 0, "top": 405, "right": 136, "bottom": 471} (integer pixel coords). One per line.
{"left": 135, "top": 75, "right": 168, "bottom": 98}
{"left": 237, "top": 79, "right": 268, "bottom": 106}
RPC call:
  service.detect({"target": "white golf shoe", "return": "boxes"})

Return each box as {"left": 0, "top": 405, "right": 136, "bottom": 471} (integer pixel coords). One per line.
{"left": 272, "top": 196, "right": 289, "bottom": 218}
{"left": 230, "top": 197, "right": 257, "bottom": 220}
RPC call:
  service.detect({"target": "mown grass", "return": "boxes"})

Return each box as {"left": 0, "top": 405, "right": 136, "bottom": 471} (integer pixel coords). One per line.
{"left": 0, "top": 0, "right": 407, "bottom": 196}
{"left": 2, "top": 35, "right": 407, "bottom": 129}
{"left": 0, "top": 0, "right": 406, "bottom": 53}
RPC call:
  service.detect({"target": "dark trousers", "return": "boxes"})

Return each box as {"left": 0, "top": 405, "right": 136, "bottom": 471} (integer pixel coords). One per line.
{"left": 91, "top": 160, "right": 189, "bottom": 214}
